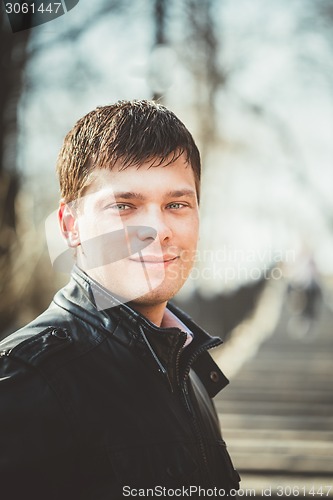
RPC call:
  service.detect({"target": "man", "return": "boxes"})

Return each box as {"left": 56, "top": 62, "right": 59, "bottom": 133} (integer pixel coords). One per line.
{"left": 0, "top": 100, "right": 240, "bottom": 499}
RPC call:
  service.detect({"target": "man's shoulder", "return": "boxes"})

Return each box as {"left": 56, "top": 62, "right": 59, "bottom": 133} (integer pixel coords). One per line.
{"left": 0, "top": 305, "right": 75, "bottom": 373}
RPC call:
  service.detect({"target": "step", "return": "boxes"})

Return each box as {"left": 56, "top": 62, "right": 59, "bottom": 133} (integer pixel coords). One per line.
{"left": 216, "top": 400, "right": 333, "bottom": 416}
{"left": 228, "top": 444, "right": 333, "bottom": 474}
{"left": 219, "top": 413, "right": 333, "bottom": 431}
{"left": 223, "top": 428, "right": 333, "bottom": 442}
{"left": 230, "top": 360, "right": 333, "bottom": 374}
{"left": 220, "top": 388, "right": 333, "bottom": 403}
{"left": 225, "top": 372, "right": 333, "bottom": 390}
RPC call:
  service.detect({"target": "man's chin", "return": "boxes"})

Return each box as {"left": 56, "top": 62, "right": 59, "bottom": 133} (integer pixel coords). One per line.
{"left": 127, "top": 284, "right": 181, "bottom": 308}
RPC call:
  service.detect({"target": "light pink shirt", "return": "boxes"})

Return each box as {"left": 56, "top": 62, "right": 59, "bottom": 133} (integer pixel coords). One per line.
{"left": 161, "top": 309, "right": 193, "bottom": 348}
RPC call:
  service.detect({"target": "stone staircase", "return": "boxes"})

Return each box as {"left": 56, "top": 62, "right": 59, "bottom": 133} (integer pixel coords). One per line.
{"left": 214, "top": 288, "right": 333, "bottom": 497}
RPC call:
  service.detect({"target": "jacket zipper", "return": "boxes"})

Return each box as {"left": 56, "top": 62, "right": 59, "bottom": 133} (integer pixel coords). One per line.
{"left": 138, "top": 325, "right": 173, "bottom": 390}
{"left": 139, "top": 321, "right": 222, "bottom": 478}
{"left": 178, "top": 339, "right": 222, "bottom": 479}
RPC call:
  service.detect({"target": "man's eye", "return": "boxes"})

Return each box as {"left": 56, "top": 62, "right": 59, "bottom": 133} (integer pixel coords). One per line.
{"left": 168, "top": 202, "right": 186, "bottom": 209}
{"left": 109, "top": 203, "right": 132, "bottom": 211}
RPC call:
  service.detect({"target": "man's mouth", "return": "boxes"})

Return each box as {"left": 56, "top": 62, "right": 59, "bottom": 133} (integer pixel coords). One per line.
{"left": 129, "top": 255, "right": 179, "bottom": 264}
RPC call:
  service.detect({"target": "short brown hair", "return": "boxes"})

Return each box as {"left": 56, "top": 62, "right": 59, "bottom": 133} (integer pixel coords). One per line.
{"left": 56, "top": 100, "right": 201, "bottom": 203}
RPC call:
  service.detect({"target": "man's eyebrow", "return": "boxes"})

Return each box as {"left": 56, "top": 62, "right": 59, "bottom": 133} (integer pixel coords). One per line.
{"left": 113, "top": 191, "right": 146, "bottom": 200}
{"left": 112, "top": 189, "right": 196, "bottom": 200}
{"left": 165, "top": 189, "right": 196, "bottom": 198}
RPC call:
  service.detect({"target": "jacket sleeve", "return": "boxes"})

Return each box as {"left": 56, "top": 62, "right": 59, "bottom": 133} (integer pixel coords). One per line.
{"left": 0, "top": 356, "right": 80, "bottom": 500}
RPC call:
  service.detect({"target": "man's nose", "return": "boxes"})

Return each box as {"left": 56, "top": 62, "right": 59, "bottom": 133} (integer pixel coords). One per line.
{"left": 126, "top": 226, "right": 157, "bottom": 255}
{"left": 136, "top": 209, "right": 172, "bottom": 243}
{"left": 136, "top": 226, "right": 157, "bottom": 241}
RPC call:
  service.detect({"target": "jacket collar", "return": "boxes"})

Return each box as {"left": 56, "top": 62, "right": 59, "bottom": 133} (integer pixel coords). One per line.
{"left": 53, "top": 266, "right": 229, "bottom": 396}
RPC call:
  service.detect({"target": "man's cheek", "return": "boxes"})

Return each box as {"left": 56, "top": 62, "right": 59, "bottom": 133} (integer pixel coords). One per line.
{"left": 179, "top": 248, "right": 196, "bottom": 264}
{"left": 79, "top": 230, "right": 128, "bottom": 270}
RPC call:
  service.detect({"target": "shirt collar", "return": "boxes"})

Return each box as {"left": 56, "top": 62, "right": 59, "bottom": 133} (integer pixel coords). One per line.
{"left": 161, "top": 308, "right": 193, "bottom": 347}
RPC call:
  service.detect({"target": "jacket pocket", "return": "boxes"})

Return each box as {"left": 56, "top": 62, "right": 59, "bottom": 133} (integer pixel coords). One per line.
{"left": 107, "top": 441, "right": 199, "bottom": 489}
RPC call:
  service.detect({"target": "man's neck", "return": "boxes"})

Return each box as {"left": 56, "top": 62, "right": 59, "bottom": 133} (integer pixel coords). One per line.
{"left": 129, "top": 301, "right": 167, "bottom": 327}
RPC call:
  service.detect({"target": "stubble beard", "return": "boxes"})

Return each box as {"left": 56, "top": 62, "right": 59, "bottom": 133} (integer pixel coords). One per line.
{"left": 129, "top": 259, "right": 193, "bottom": 307}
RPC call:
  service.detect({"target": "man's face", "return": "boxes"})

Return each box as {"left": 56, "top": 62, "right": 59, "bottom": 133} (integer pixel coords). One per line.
{"left": 63, "top": 155, "right": 199, "bottom": 308}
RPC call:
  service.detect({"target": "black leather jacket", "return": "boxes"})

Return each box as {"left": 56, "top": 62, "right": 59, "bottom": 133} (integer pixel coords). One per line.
{"left": 0, "top": 267, "right": 240, "bottom": 499}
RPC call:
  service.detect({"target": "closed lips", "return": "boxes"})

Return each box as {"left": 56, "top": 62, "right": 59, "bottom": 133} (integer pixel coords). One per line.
{"left": 130, "top": 255, "right": 179, "bottom": 263}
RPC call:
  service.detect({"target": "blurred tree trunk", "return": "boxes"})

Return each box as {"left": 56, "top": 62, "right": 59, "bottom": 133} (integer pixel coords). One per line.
{"left": 152, "top": 0, "right": 167, "bottom": 102}
{"left": 184, "top": 0, "right": 226, "bottom": 157}
{"left": 154, "top": 0, "right": 167, "bottom": 47}
{"left": 0, "top": 10, "right": 30, "bottom": 337}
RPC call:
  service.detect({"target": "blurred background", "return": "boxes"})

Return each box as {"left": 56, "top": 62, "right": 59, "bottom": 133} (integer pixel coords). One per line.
{"left": 1, "top": 0, "right": 333, "bottom": 495}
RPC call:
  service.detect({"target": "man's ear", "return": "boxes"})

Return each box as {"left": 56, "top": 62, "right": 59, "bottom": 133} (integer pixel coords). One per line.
{"left": 58, "top": 201, "right": 81, "bottom": 248}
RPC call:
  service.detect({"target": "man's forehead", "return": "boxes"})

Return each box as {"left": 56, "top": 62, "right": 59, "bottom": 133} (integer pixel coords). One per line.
{"left": 79, "top": 158, "right": 196, "bottom": 200}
